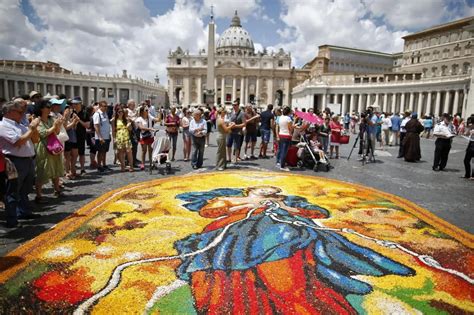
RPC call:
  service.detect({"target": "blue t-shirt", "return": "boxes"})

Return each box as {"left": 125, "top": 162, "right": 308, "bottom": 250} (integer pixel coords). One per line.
{"left": 260, "top": 110, "right": 274, "bottom": 130}
{"left": 423, "top": 118, "right": 433, "bottom": 128}
{"left": 391, "top": 115, "right": 401, "bottom": 131}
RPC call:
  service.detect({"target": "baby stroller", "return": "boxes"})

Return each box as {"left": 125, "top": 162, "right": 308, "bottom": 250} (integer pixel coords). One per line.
{"left": 296, "top": 134, "right": 330, "bottom": 172}
{"left": 150, "top": 129, "right": 172, "bottom": 174}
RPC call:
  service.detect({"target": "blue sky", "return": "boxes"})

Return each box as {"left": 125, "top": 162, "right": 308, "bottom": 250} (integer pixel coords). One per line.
{"left": 3, "top": 0, "right": 474, "bottom": 84}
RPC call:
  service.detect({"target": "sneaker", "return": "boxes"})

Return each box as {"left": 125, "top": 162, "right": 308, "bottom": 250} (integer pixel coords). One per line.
{"left": 250, "top": 155, "right": 257, "bottom": 160}
{"left": 80, "top": 169, "right": 86, "bottom": 175}
{"left": 217, "top": 167, "right": 225, "bottom": 171}
{"left": 279, "top": 167, "right": 290, "bottom": 172}
{"left": 98, "top": 166, "right": 105, "bottom": 173}
{"left": 276, "top": 162, "right": 281, "bottom": 167}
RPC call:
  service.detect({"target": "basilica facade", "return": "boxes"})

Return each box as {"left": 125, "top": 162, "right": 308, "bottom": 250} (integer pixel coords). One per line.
{"left": 167, "top": 11, "right": 308, "bottom": 108}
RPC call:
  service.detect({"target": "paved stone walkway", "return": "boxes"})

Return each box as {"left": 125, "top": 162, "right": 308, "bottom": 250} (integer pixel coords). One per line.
{"left": 0, "top": 129, "right": 472, "bottom": 256}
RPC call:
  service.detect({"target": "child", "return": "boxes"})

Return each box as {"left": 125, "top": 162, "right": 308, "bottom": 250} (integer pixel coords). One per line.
{"left": 309, "top": 132, "right": 328, "bottom": 164}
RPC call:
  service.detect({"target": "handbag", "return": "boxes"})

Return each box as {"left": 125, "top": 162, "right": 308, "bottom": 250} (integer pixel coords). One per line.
{"left": 57, "top": 125, "right": 69, "bottom": 143}
{"left": 340, "top": 134, "right": 350, "bottom": 144}
{"left": 141, "top": 118, "right": 153, "bottom": 139}
{"left": 141, "top": 130, "right": 152, "bottom": 139}
{"left": 46, "top": 133, "right": 64, "bottom": 155}
{"left": 5, "top": 158, "right": 18, "bottom": 180}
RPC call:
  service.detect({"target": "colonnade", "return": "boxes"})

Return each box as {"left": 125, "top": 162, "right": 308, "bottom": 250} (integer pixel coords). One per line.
{"left": 0, "top": 78, "right": 162, "bottom": 105}
{"left": 312, "top": 89, "right": 468, "bottom": 117}
{"left": 170, "top": 74, "right": 289, "bottom": 107}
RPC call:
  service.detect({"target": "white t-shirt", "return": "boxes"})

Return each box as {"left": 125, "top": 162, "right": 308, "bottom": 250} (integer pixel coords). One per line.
{"left": 278, "top": 115, "right": 292, "bottom": 137}
{"left": 181, "top": 116, "right": 190, "bottom": 128}
{"left": 382, "top": 117, "right": 392, "bottom": 130}
{"left": 135, "top": 116, "right": 153, "bottom": 130}
{"left": 92, "top": 110, "right": 111, "bottom": 140}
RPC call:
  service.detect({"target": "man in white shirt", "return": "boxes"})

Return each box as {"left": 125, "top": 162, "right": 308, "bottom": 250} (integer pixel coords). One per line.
{"left": 397, "top": 111, "right": 411, "bottom": 158}
{"left": 0, "top": 101, "right": 41, "bottom": 228}
{"left": 432, "top": 113, "right": 456, "bottom": 171}
{"left": 93, "top": 101, "right": 111, "bottom": 172}
{"left": 189, "top": 109, "right": 207, "bottom": 169}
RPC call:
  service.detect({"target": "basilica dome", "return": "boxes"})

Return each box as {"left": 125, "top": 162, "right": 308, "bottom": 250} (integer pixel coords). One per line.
{"left": 216, "top": 11, "right": 255, "bottom": 56}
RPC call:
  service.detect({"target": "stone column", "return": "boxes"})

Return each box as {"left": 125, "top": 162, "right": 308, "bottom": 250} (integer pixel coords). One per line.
{"left": 79, "top": 85, "right": 84, "bottom": 101}
{"left": 197, "top": 76, "right": 202, "bottom": 105}
{"left": 375, "top": 93, "right": 379, "bottom": 107}
{"left": 232, "top": 77, "right": 237, "bottom": 102}
{"left": 267, "top": 78, "right": 273, "bottom": 106}
{"left": 408, "top": 92, "right": 414, "bottom": 111}
{"left": 434, "top": 91, "right": 441, "bottom": 116}
{"left": 341, "top": 94, "right": 347, "bottom": 114}
{"left": 214, "top": 78, "right": 217, "bottom": 104}
{"left": 357, "top": 93, "right": 363, "bottom": 112}
{"left": 365, "top": 93, "right": 371, "bottom": 109}
{"left": 255, "top": 77, "right": 260, "bottom": 106}
{"left": 383, "top": 93, "right": 388, "bottom": 112}
{"left": 115, "top": 88, "right": 120, "bottom": 104}
{"left": 461, "top": 88, "right": 469, "bottom": 119}
{"left": 14, "top": 80, "right": 18, "bottom": 97}
{"left": 3, "top": 79, "right": 9, "bottom": 100}
{"left": 23, "top": 81, "right": 28, "bottom": 94}
{"left": 220, "top": 77, "right": 225, "bottom": 104}
{"left": 284, "top": 79, "right": 290, "bottom": 106}
{"left": 391, "top": 93, "right": 397, "bottom": 113}
{"left": 417, "top": 92, "right": 423, "bottom": 115}
{"left": 169, "top": 76, "right": 174, "bottom": 105}
{"left": 241, "top": 77, "right": 246, "bottom": 104}
{"left": 452, "top": 90, "right": 460, "bottom": 116}
{"left": 425, "top": 92, "right": 432, "bottom": 115}
{"left": 400, "top": 93, "right": 406, "bottom": 113}
{"left": 349, "top": 94, "right": 355, "bottom": 113}
{"left": 443, "top": 91, "right": 451, "bottom": 114}
{"left": 322, "top": 93, "right": 327, "bottom": 108}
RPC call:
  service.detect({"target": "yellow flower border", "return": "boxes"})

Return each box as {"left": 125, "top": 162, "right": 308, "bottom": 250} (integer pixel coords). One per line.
{"left": 1, "top": 170, "right": 472, "bottom": 284}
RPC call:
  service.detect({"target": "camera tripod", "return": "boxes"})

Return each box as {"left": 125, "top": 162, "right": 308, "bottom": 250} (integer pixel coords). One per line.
{"left": 347, "top": 131, "right": 376, "bottom": 165}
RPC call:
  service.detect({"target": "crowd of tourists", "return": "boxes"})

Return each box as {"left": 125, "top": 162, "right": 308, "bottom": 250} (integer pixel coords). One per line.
{"left": 0, "top": 91, "right": 473, "bottom": 228}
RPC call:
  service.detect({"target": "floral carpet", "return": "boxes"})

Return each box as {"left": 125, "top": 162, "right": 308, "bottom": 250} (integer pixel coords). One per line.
{"left": 0, "top": 171, "right": 472, "bottom": 314}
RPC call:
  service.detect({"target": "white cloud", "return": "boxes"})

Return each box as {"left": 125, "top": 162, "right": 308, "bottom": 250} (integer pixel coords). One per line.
{"left": 202, "top": 0, "right": 261, "bottom": 19}
{"left": 365, "top": 0, "right": 448, "bottom": 29}
{"left": 0, "top": 0, "right": 42, "bottom": 59}
{"left": 276, "top": 0, "right": 409, "bottom": 67}
{"left": 17, "top": 0, "right": 207, "bottom": 85}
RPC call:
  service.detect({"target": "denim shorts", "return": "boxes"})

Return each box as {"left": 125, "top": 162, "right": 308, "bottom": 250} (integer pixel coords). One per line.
{"left": 260, "top": 128, "right": 271, "bottom": 143}
{"left": 227, "top": 133, "right": 243, "bottom": 149}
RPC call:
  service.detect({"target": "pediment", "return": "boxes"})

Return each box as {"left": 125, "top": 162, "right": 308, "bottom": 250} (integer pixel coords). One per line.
{"left": 215, "top": 61, "right": 244, "bottom": 69}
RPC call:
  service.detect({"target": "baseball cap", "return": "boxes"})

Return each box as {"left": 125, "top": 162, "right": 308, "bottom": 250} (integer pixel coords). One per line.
{"left": 71, "top": 96, "right": 82, "bottom": 104}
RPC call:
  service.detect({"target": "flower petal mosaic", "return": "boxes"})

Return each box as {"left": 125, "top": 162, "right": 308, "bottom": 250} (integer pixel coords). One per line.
{"left": 0, "top": 171, "right": 472, "bottom": 314}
